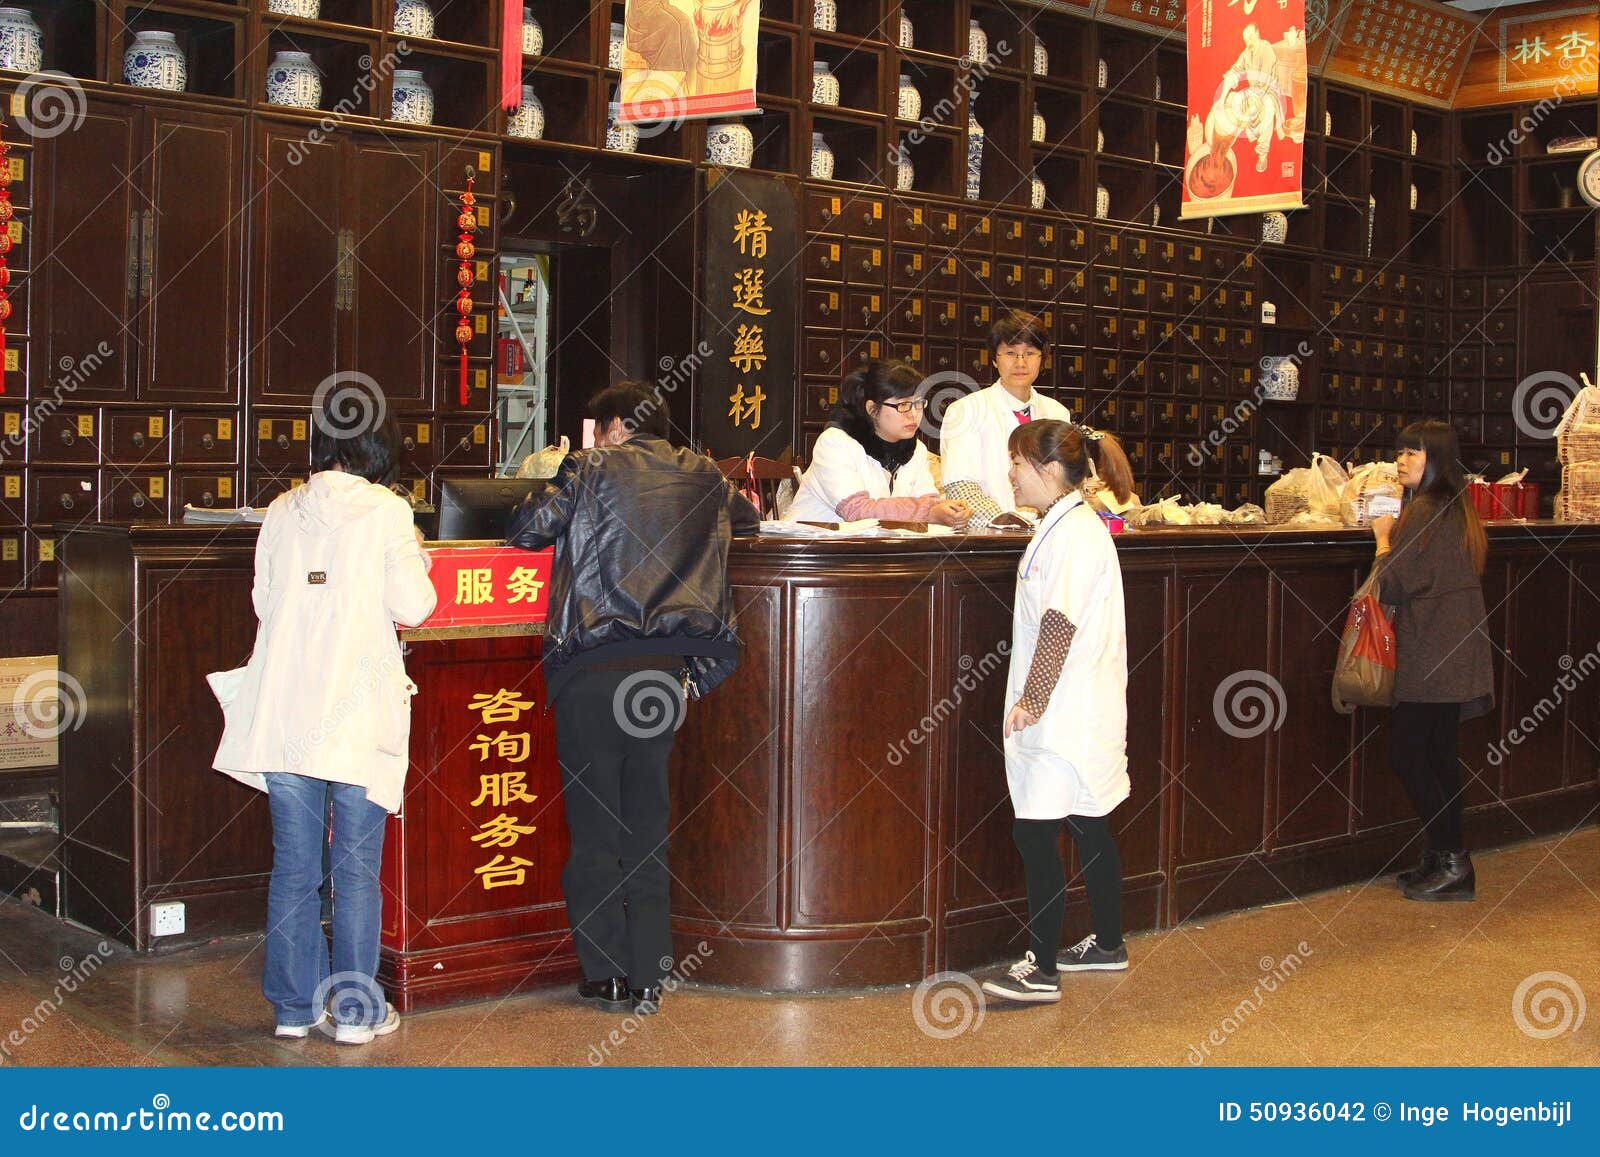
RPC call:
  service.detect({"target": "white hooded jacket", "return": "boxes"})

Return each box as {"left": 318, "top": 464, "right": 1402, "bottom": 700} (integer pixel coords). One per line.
{"left": 211, "top": 470, "right": 437, "bottom": 813}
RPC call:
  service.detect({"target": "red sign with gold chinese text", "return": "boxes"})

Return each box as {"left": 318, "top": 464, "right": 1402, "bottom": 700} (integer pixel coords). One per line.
{"left": 1183, "top": 0, "right": 1309, "bottom": 218}
{"left": 406, "top": 546, "right": 552, "bottom": 631}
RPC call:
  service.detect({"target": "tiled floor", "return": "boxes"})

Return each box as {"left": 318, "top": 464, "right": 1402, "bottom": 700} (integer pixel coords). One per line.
{"left": 1, "top": 828, "right": 1596, "bottom": 1067}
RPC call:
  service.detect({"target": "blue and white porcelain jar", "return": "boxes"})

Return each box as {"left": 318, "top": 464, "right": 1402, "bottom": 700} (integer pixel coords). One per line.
{"left": 966, "top": 19, "right": 986, "bottom": 66}
{"left": 1030, "top": 173, "right": 1046, "bottom": 210}
{"left": 1031, "top": 104, "right": 1045, "bottom": 144}
{"left": 811, "top": 60, "right": 839, "bottom": 106}
{"left": 1095, "top": 183, "right": 1110, "bottom": 219}
{"left": 898, "top": 11, "right": 913, "bottom": 50}
{"left": 897, "top": 75, "right": 920, "bottom": 121}
{"left": 123, "top": 30, "right": 187, "bottom": 92}
{"left": 393, "top": 0, "right": 435, "bottom": 40}
{"left": 605, "top": 116, "right": 638, "bottom": 153}
{"left": 265, "top": 50, "right": 321, "bottom": 109}
{"left": 1261, "top": 211, "right": 1288, "bottom": 243}
{"left": 608, "top": 21, "right": 625, "bottom": 70}
{"left": 391, "top": 69, "right": 434, "bottom": 125}
{"left": 894, "top": 144, "right": 914, "bottom": 192}
{"left": 812, "top": 0, "right": 836, "bottom": 33}
{"left": 706, "top": 120, "right": 754, "bottom": 168}
{"left": 266, "top": 0, "right": 319, "bottom": 17}
{"left": 965, "top": 111, "right": 984, "bottom": 200}
{"left": 522, "top": 8, "right": 543, "bottom": 56}
{"left": 0, "top": 8, "right": 44, "bottom": 74}
{"left": 507, "top": 84, "right": 544, "bottom": 139}
{"left": 810, "top": 131, "right": 834, "bottom": 181}
{"left": 1032, "top": 39, "right": 1048, "bottom": 77}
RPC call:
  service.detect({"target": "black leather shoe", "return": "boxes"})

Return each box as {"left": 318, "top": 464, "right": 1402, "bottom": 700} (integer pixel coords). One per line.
{"left": 1403, "top": 851, "right": 1475, "bottom": 901}
{"left": 1397, "top": 849, "right": 1441, "bottom": 889}
{"left": 630, "top": 986, "right": 663, "bottom": 1015}
{"left": 578, "top": 977, "right": 629, "bottom": 1005}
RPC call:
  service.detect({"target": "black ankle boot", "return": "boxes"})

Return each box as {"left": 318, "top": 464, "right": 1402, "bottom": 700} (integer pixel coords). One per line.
{"left": 1403, "top": 851, "right": 1474, "bottom": 901}
{"left": 1397, "top": 849, "right": 1441, "bottom": 889}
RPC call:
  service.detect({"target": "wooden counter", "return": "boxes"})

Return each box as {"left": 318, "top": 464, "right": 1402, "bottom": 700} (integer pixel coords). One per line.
{"left": 56, "top": 521, "right": 1600, "bottom": 999}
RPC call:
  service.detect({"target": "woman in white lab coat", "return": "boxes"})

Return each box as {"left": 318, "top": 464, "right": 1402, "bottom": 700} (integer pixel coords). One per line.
{"left": 212, "top": 397, "right": 436, "bottom": 1043}
{"left": 788, "top": 359, "right": 971, "bottom": 527}
{"left": 981, "top": 419, "right": 1135, "bottom": 1004}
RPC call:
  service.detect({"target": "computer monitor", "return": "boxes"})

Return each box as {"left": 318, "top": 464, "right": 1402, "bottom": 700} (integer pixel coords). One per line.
{"left": 435, "top": 478, "right": 550, "bottom": 541}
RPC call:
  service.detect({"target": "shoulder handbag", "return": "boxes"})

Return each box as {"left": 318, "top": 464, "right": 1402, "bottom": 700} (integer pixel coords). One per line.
{"left": 1332, "top": 569, "right": 1396, "bottom": 714}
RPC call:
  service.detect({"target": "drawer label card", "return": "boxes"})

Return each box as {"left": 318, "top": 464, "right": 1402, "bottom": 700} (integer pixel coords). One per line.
{"left": 1, "top": 539, "right": 15, "bottom": 561}
{"left": 258, "top": 419, "right": 273, "bottom": 440}
{"left": 418, "top": 424, "right": 431, "bottom": 444}
{"left": 148, "top": 477, "right": 164, "bottom": 498}
{"left": 3, "top": 475, "right": 18, "bottom": 498}
{"left": 148, "top": 416, "right": 164, "bottom": 439}
{"left": 38, "top": 539, "right": 53, "bottom": 562}
{"left": 3, "top": 413, "right": 17, "bottom": 436}
{"left": 292, "top": 420, "right": 307, "bottom": 441}
{"left": 473, "top": 425, "right": 486, "bottom": 444}
{"left": 218, "top": 477, "right": 233, "bottom": 499}
{"left": 217, "top": 419, "right": 232, "bottom": 440}
{"left": 77, "top": 415, "right": 95, "bottom": 436}
{"left": 3, "top": 350, "right": 17, "bottom": 372}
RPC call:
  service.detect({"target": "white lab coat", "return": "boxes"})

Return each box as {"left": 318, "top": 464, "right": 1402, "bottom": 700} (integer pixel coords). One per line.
{"left": 788, "top": 427, "right": 938, "bottom": 522}
{"left": 211, "top": 471, "right": 438, "bottom": 814}
{"left": 938, "top": 384, "right": 1071, "bottom": 513}
{"left": 1003, "top": 492, "right": 1129, "bottom": 819}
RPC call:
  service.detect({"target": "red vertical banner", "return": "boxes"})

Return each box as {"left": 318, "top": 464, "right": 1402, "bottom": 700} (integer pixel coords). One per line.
{"left": 1182, "top": 0, "right": 1309, "bottom": 218}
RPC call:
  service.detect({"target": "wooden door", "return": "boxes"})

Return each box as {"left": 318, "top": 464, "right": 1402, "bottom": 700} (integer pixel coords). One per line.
{"left": 138, "top": 108, "right": 245, "bottom": 402}
{"left": 38, "top": 99, "right": 139, "bottom": 400}
{"left": 344, "top": 133, "right": 435, "bottom": 409}
{"left": 252, "top": 122, "right": 343, "bottom": 402}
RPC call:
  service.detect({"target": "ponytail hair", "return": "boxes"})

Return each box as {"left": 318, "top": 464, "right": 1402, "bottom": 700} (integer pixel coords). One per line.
{"left": 1007, "top": 419, "right": 1135, "bottom": 505}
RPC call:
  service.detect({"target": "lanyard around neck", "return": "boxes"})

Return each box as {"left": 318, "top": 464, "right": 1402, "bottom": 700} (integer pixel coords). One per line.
{"left": 1021, "top": 493, "right": 1082, "bottom": 579}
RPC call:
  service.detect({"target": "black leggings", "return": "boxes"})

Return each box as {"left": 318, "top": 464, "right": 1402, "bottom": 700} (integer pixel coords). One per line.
{"left": 1013, "top": 815, "right": 1123, "bottom": 968}
{"left": 1389, "top": 700, "right": 1465, "bottom": 853}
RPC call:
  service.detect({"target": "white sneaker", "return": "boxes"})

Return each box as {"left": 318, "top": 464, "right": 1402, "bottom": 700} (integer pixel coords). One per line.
{"left": 274, "top": 1012, "right": 328, "bottom": 1039}
{"left": 980, "top": 951, "right": 1061, "bottom": 1003}
{"left": 333, "top": 1004, "right": 400, "bottom": 1045}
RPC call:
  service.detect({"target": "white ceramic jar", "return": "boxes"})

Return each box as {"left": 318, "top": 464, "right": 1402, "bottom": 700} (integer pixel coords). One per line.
{"left": 391, "top": 69, "right": 434, "bottom": 125}
{"left": 812, "top": 0, "right": 836, "bottom": 33}
{"left": 707, "top": 120, "right": 755, "bottom": 168}
{"left": 897, "top": 74, "right": 920, "bottom": 121}
{"left": 966, "top": 112, "right": 984, "bottom": 200}
{"left": 895, "top": 145, "right": 914, "bottom": 192}
{"left": 267, "top": 0, "right": 320, "bottom": 17}
{"left": 507, "top": 84, "right": 545, "bottom": 139}
{"left": 966, "top": 19, "right": 987, "bottom": 66}
{"left": 393, "top": 0, "right": 435, "bottom": 40}
{"left": 1032, "top": 40, "right": 1048, "bottom": 77}
{"left": 265, "top": 50, "right": 321, "bottom": 109}
{"left": 898, "top": 11, "right": 913, "bottom": 49}
{"left": 608, "top": 21, "right": 625, "bottom": 70}
{"left": 0, "top": 7, "right": 44, "bottom": 74}
{"left": 1030, "top": 173, "right": 1046, "bottom": 210}
{"left": 1031, "top": 104, "right": 1046, "bottom": 144}
{"left": 606, "top": 116, "right": 639, "bottom": 153}
{"left": 123, "top": 30, "right": 187, "bottom": 92}
{"left": 1095, "top": 183, "right": 1110, "bottom": 219}
{"left": 810, "top": 131, "right": 834, "bottom": 180}
{"left": 812, "top": 60, "right": 839, "bottom": 106}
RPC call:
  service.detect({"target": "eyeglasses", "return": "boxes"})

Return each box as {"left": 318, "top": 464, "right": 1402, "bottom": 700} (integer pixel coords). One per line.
{"left": 997, "top": 349, "right": 1043, "bottom": 362}
{"left": 879, "top": 398, "right": 929, "bottom": 414}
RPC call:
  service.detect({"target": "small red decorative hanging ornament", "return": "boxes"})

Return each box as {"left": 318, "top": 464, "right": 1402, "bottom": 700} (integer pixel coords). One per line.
{"left": 455, "top": 172, "right": 478, "bottom": 406}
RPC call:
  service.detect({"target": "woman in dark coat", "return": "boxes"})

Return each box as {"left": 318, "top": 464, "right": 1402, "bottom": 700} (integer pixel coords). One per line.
{"left": 1370, "top": 420, "right": 1494, "bottom": 901}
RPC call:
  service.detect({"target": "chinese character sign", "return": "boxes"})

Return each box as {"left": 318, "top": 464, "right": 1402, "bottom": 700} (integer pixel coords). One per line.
{"left": 1183, "top": 0, "right": 1309, "bottom": 218}
{"left": 1322, "top": 0, "right": 1480, "bottom": 105}
{"left": 698, "top": 170, "right": 797, "bottom": 457}
{"left": 617, "top": 0, "right": 760, "bottom": 126}
{"left": 404, "top": 546, "right": 553, "bottom": 631}
{"left": 1498, "top": 8, "right": 1598, "bottom": 94}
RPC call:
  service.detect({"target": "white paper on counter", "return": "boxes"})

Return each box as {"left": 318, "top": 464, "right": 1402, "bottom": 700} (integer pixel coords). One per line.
{"left": 182, "top": 505, "right": 268, "bottom": 525}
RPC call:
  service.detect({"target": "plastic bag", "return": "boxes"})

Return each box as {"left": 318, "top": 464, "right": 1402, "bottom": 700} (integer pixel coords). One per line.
{"left": 1340, "top": 461, "right": 1403, "bottom": 527}
{"left": 1305, "top": 452, "right": 1350, "bottom": 520}
{"left": 1221, "top": 503, "right": 1267, "bottom": 526}
{"left": 1555, "top": 380, "right": 1600, "bottom": 466}
{"left": 515, "top": 435, "right": 570, "bottom": 480}
{"left": 1332, "top": 570, "right": 1396, "bottom": 713}
{"left": 1264, "top": 468, "right": 1311, "bottom": 523}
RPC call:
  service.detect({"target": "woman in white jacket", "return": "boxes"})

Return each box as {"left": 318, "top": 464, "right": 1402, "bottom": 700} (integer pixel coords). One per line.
{"left": 212, "top": 401, "right": 436, "bottom": 1043}
{"left": 980, "top": 419, "right": 1136, "bottom": 1004}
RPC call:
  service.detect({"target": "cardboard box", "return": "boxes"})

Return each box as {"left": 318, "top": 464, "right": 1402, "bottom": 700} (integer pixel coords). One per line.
{"left": 0, "top": 655, "right": 59, "bottom": 770}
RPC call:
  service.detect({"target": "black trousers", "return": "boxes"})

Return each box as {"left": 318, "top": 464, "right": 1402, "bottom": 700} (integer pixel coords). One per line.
{"left": 1013, "top": 815, "right": 1124, "bottom": 967}
{"left": 553, "top": 665, "right": 681, "bottom": 987}
{"left": 1389, "top": 700, "right": 1465, "bottom": 853}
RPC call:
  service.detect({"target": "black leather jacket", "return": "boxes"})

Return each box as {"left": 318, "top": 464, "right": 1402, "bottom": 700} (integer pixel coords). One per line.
{"left": 505, "top": 433, "right": 760, "bottom": 699}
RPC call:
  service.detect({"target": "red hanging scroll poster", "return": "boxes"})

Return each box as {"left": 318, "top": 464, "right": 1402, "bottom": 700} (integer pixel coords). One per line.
{"left": 1182, "top": 0, "right": 1309, "bottom": 218}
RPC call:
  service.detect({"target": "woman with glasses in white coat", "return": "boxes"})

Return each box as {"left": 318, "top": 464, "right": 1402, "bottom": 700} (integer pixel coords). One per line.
{"left": 788, "top": 359, "right": 971, "bottom": 528}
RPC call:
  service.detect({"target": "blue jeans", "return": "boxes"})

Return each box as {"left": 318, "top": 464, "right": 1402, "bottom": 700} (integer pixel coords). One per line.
{"left": 263, "top": 774, "right": 389, "bottom": 1028}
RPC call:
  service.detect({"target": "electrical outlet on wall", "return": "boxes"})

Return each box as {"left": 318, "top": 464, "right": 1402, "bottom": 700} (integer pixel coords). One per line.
{"left": 149, "top": 901, "right": 186, "bottom": 937}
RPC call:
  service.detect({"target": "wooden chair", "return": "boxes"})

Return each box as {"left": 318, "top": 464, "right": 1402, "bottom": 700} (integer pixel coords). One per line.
{"left": 713, "top": 453, "right": 798, "bottom": 516}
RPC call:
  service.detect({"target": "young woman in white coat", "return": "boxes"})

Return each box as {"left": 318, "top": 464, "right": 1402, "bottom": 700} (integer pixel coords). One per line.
{"left": 212, "top": 400, "right": 437, "bottom": 1043}
{"left": 788, "top": 359, "right": 972, "bottom": 527}
{"left": 981, "top": 419, "right": 1136, "bottom": 1004}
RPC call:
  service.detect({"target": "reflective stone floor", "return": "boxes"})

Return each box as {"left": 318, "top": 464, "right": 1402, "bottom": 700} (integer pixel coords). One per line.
{"left": 1, "top": 828, "right": 1595, "bottom": 1067}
